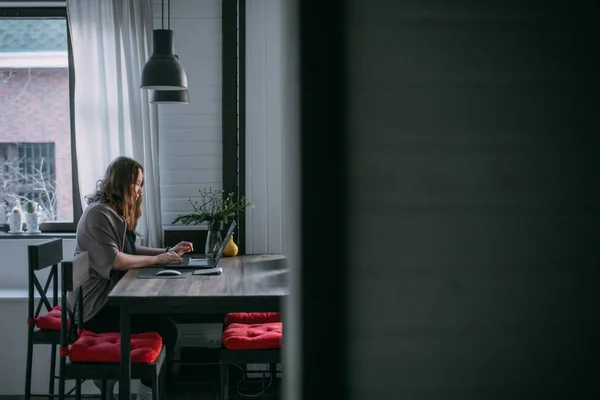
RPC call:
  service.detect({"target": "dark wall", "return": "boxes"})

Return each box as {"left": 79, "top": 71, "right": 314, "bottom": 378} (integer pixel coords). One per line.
{"left": 298, "top": 1, "right": 600, "bottom": 399}
{"left": 344, "top": 1, "right": 600, "bottom": 399}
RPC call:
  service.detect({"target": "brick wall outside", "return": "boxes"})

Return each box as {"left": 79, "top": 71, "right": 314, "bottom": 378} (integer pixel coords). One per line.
{"left": 0, "top": 67, "right": 73, "bottom": 221}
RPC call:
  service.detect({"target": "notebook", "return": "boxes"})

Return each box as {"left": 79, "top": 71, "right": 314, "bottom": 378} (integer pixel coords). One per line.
{"left": 165, "top": 219, "right": 237, "bottom": 270}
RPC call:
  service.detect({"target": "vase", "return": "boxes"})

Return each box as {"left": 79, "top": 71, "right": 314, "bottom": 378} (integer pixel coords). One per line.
{"left": 25, "top": 212, "right": 40, "bottom": 233}
{"left": 8, "top": 213, "right": 23, "bottom": 233}
{"left": 205, "top": 222, "right": 224, "bottom": 258}
{"left": 223, "top": 233, "right": 238, "bottom": 257}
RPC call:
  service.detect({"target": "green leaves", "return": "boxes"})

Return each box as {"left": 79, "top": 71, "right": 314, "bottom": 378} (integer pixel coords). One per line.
{"left": 171, "top": 187, "right": 252, "bottom": 227}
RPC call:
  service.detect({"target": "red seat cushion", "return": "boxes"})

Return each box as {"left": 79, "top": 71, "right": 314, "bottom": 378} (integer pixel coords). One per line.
{"left": 69, "top": 330, "right": 162, "bottom": 364}
{"left": 224, "top": 312, "right": 281, "bottom": 324}
{"left": 35, "top": 305, "right": 68, "bottom": 330}
{"left": 222, "top": 322, "right": 282, "bottom": 350}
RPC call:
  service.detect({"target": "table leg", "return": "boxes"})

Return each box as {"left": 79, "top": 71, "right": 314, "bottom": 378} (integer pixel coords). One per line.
{"left": 119, "top": 305, "right": 131, "bottom": 400}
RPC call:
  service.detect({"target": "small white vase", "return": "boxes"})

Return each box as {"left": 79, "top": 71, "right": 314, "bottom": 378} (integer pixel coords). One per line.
{"left": 8, "top": 213, "right": 23, "bottom": 233}
{"left": 25, "top": 212, "right": 40, "bottom": 233}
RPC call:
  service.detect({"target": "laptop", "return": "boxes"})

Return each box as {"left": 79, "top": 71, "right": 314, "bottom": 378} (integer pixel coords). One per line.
{"left": 166, "top": 219, "right": 237, "bottom": 270}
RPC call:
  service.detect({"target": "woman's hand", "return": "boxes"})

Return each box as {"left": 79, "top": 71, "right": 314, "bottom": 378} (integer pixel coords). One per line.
{"left": 170, "top": 241, "right": 194, "bottom": 256}
{"left": 155, "top": 251, "right": 183, "bottom": 265}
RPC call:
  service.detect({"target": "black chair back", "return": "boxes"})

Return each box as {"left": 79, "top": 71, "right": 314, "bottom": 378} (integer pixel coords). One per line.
{"left": 59, "top": 252, "right": 88, "bottom": 350}
{"left": 27, "top": 239, "right": 63, "bottom": 325}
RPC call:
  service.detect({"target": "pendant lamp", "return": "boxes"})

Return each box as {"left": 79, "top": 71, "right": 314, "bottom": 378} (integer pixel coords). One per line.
{"left": 151, "top": 56, "right": 190, "bottom": 104}
{"left": 141, "top": 0, "right": 187, "bottom": 90}
{"left": 151, "top": 89, "right": 190, "bottom": 103}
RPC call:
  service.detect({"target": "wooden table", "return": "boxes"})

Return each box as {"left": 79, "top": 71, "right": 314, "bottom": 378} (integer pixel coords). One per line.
{"left": 107, "top": 254, "right": 288, "bottom": 400}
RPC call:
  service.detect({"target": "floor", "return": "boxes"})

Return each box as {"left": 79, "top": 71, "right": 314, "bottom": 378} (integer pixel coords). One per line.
{"left": 0, "top": 348, "right": 280, "bottom": 400}
{"left": 167, "top": 347, "right": 281, "bottom": 400}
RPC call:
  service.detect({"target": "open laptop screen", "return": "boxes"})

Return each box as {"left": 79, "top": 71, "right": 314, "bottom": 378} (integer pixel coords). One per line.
{"left": 188, "top": 219, "right": 237, "bottom": 267}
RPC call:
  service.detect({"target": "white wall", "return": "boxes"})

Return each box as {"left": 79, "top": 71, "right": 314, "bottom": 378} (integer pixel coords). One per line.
{"left": 155, "top": 0, "right": 287, "bottom": 254}
{"left": 155, "top": 0, "right": 223, "bottom": 229}
{"left": 279, "top": 0, "right": 300, "bottom": 398}
{"left": 245, "top": 0, "right": 284, "bottom": 254}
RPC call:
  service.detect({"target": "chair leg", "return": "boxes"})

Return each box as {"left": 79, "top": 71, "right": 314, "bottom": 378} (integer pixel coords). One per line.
{"left": 76, "top": 378, "right": 82, "bottom": 400}
{"left": 159, "top": 362, "right": 167, "bottom": 400}
{"left": 270, "top": 362, "right": 277, "bottom": 382}
{"left": 25, "top": 329, "right": 34, "bottom": 400}
{"left": 220, "top": 360, "right": 228, "bottom": 400}
{"left": 99, "top": 380, "right": 107, "bottom": 400}
{"left": 152, "top": 373, "right": 159, "bottom": 400}
{"left": 58, "top": 358, "right": 66, "bottom": 400}
{"left": 104, "top": 380, "right": 117, "bottom": 400}
{"left": 48, "top": 344, "right": 57, "bottom": 400}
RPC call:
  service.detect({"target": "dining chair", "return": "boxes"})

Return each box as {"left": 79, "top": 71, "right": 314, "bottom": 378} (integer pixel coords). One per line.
{"left": 223, "top": 312, "right": 281, "bottom": 325}
{"left": 25, "top": 239, "right": 101, "bottom": 400}
{"left": 221, "top": 312, "right": 281, "bottom": 394}
{"left": 58, "top": 252, "right": 167, "bottom": 400}
{"left": 219, "top": 319, "right": 282, "bottom": 400}
{"left": 25, "top": 238, "right": 65, "bottom": 400}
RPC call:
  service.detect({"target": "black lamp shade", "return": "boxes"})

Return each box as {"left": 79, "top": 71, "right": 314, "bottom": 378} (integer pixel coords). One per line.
{"left": 141, "top": 30, "right": 187, "bottom": 90}
{"left": 151, "top": 89, "right": 190, "bottom": 104}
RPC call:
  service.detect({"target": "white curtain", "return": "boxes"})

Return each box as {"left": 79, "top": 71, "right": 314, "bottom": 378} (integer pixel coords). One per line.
{"left": 67, "top": 0, "right": 163, "bottom": 247}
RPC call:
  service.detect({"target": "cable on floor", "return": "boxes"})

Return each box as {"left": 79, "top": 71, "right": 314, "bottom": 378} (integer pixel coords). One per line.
{"left": 232, "top": 364, "right": 274, "bottom": 398}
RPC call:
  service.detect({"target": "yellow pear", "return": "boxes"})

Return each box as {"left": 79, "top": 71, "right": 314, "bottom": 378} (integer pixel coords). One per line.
{"left": 223, "top": 233, "right": 239, "bottom": 257}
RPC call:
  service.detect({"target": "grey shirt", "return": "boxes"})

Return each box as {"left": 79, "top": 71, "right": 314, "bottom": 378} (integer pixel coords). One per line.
{"left": 72, "top": 202, "right": 127, "bottom": 322}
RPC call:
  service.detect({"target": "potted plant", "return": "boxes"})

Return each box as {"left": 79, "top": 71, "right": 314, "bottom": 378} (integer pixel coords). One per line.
{"left": 172, "top": 188, "right": 252, "bottom": 257}
{"left": 25, "top": 201, "right": 41, "bottom": 233}
{"left": 8, "top": 201, "right": 23, "bottom": 233}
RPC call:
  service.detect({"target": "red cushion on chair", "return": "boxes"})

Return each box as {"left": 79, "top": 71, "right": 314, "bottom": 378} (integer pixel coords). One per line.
{"left": 222, "top": 322, "right": 282, "bottom": 350}
{"left": 224, "top": 312, "right": 281, "bottom": 324}
{"left": 69, "top": 330, "right": 162, "bottom": 364}
{"left": 35, "top": 305, "right": 68, "bottom": 330}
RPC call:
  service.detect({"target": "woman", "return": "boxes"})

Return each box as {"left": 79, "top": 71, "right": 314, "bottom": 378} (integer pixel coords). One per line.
{"left": 74, "top": 156, "right": 193, "bottom": 398}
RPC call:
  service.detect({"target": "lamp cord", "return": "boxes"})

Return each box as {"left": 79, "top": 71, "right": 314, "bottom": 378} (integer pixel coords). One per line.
{"left": 161, "top": 0, "right": 164, "bottom": 29}
{"left": 168, "top": 0, "right": 171, "bottom": 30}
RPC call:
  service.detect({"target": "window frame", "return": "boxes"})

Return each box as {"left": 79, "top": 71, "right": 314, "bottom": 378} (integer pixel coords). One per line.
{"left": 0, "top": 4, "right": 82, "bottom": 233}
{"left": 222, "top": 0, "right": 245, "bottom": 252}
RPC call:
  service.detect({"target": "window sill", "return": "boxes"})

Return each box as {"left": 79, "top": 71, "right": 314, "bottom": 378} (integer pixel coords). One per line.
{"left": 0, "top": 232, "right": 75, "bottom": 239}
{"left": 0, "top": 289, "right": 48, "bottom": 300}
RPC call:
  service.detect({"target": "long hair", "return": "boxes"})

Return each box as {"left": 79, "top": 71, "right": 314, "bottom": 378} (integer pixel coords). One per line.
{"left": 85, "top": 156, "right": 144, "bottom": 231}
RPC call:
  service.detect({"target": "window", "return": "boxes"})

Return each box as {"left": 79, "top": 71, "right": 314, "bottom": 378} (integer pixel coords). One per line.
{"left": 0, "top": 6, "right": 80, "bottom": 231}
{"left": 0, "top": 142, "right": 58, "bottom": 220}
